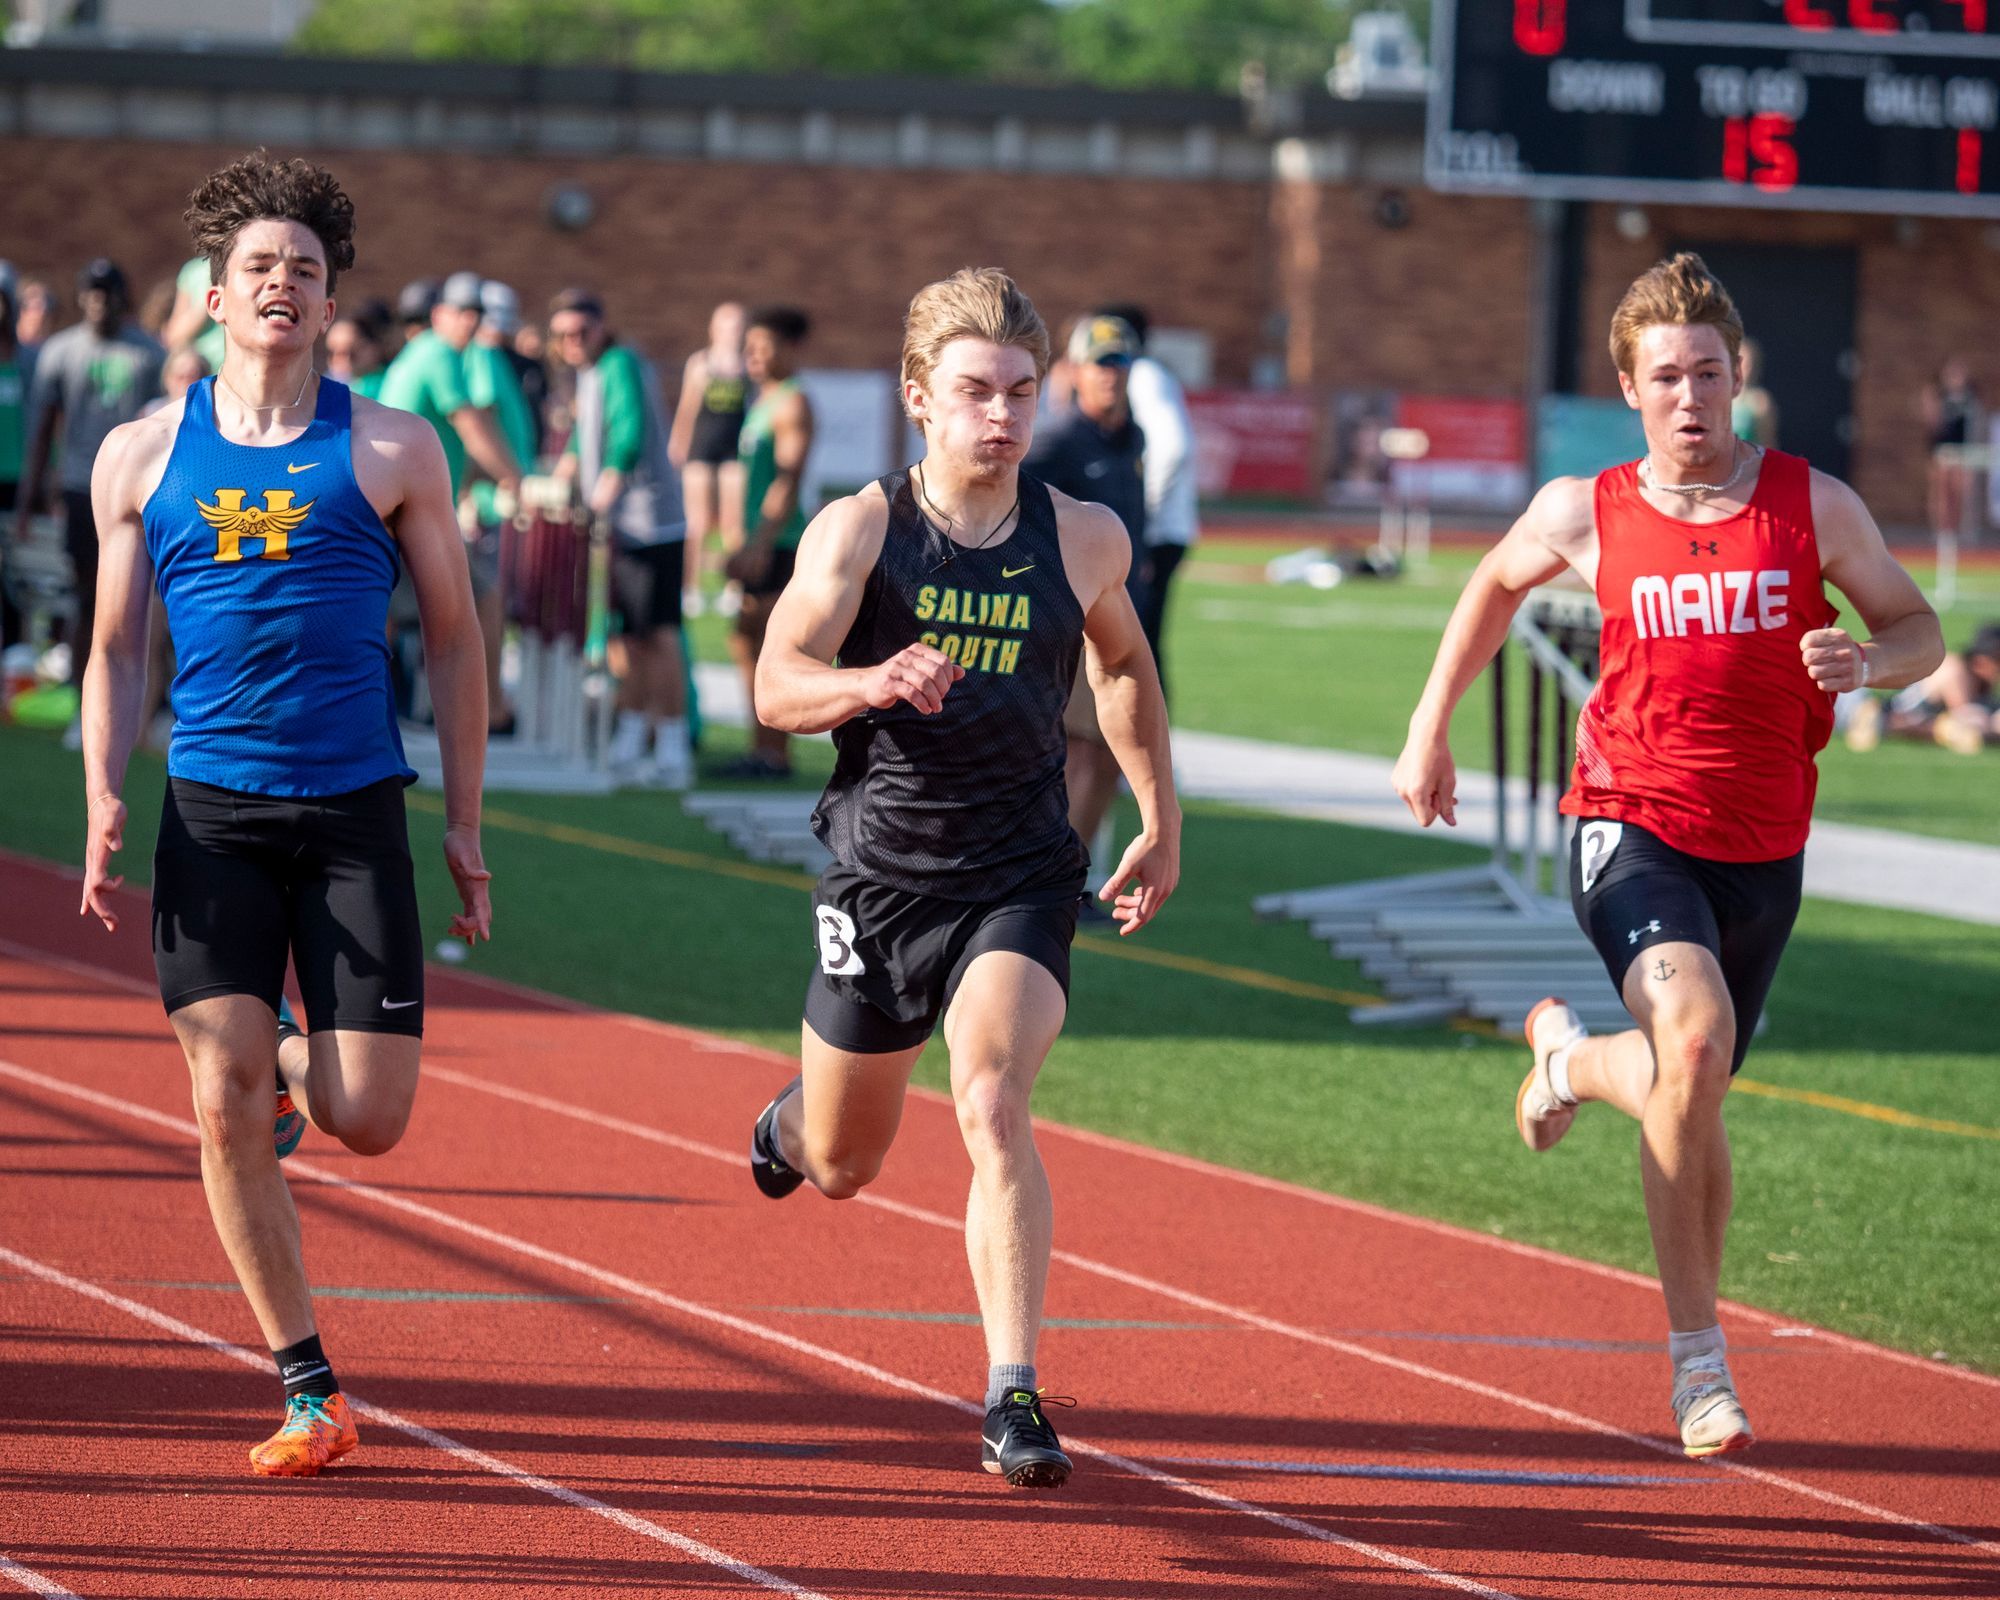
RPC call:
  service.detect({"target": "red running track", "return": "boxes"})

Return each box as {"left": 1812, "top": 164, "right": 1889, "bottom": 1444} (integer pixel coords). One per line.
{"left": 1, "top": 851, "right": 1996, "bottom": 1599}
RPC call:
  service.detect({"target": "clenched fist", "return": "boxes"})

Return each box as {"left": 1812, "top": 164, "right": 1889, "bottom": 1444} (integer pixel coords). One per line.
{"left": 865, "top": 642, "right": 965, "bottom": 716}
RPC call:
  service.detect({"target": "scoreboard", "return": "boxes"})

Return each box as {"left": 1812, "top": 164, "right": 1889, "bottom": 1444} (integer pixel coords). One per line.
{"left": 1427, "top": 0, "right": 2000, "bottom": 215}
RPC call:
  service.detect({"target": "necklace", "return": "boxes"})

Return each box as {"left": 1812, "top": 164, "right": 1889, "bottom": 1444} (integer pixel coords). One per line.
{"left": 1640, "top": 444, "right": 1758, "bottom": 497}
{"left": 914, "top": 464, "right": 1020, "bottom": 573}
{"left": 216, "top": 363, "right": 317, "bottom": 417}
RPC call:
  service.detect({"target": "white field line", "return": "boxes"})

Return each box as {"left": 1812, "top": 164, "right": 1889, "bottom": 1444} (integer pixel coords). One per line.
{"left": 0, "top": 1060, "right": 1520, "bottom": 1600}
{"left": 412, "top": 1067, "right": 2000, "bottom": 1560}
{"left": 0, "top": 1557, "right": 80, "bottom": 1599}
{"left": 0, "top": 1247, "right": 832, "bottom": 1600}
{"left": 6, "top": 869, "right": 1998, "bottom": 1397}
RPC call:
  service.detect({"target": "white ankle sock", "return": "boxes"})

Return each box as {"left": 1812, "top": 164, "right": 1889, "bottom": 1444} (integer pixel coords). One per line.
{"left": 1668, "top": 1325, "right": 1726, "bottom": 1368}
{"left": 1546, "top": 1042, "right": 1578, "bottom": 1106}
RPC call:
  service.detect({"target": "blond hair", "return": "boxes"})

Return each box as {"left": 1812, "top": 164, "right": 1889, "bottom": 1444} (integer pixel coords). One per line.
{"left": 900, "top": 268, "right": 1049, "bottom": 426}
{"left": 1608, "top": 252, "right": 1743, "bottom": 377}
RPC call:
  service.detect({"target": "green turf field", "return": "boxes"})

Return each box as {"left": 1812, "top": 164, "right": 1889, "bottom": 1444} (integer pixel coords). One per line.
{"left": 6, "top": 720, "right": 1994, "bottom": 1374}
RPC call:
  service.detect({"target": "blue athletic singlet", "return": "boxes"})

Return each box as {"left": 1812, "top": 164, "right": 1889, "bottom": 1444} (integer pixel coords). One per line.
{"left": 142, "top": 375, "right": 413, "bottom": 797}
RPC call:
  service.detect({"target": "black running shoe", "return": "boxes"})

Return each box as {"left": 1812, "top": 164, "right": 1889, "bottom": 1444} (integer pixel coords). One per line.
{"left": 981, "top": 1390, "right": 1075, "bottom": 1488}
{"left": 750, "top": 1076, "right": 806, "bottom": 1199}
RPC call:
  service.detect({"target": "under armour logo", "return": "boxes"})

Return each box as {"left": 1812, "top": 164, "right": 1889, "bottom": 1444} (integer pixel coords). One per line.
{"left": 1628, "top": 920, "right": 1662, "bottom": 945}
{"left": 1689, "top": 539, "right": 1719, "bottom": 557}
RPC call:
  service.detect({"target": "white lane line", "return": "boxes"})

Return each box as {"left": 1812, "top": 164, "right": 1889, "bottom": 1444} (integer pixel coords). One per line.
{"left": 0, "top": 1248, "right": 830, "bottom": 1600}
{"left": 0, "top": 1060, "right": 1518, "bottom": 1600}
{"left": 8, "top": 890, "right": 1998, "bottom": 1398}
{"left": 0, "top": 1556, "right": 81, "bottom": 1598}
{"left": 415, "top": 1065, "right": 2000, "bottom": 1559}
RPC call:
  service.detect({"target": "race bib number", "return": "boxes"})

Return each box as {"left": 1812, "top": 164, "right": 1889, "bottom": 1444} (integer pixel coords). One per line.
{"left": 1579, "top": 821, "right": 1623, "bottom": 895}
{"left": 815, "top": 906, "right": 866, "bottom": 976}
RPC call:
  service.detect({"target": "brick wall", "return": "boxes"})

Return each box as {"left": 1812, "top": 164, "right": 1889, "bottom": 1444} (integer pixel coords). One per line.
{"left": 1, "top": 136, "right": 1272, "bottom": 383}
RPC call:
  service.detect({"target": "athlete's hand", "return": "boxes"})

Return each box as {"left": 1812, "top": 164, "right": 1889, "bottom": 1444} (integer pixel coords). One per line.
{"left": 443, "top": 824, "right": 493, "bottom": 943}
{"left": 1098, "top": 828, "right": 1179, "bottom": 936}
{"left": 1801, "top": 627, "right": 1866, "bottom": 694}
{"left": 863, "top": 643, "right": 964, "bottom": 716}
{"left": 80, "top": 793, "right": 128, "bottom": 932}
{"left": 1392, "top": 733, "right": 1458, "bottom": 827}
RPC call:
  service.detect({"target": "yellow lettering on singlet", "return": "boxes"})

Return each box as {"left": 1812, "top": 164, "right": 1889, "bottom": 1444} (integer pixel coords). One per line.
{"left": 976, "top": 635, "right": 1001, "bottom": 673}
{"left": 940, "top": 633, "right": 962, "bottom": 662}
{"left": 996, "top": 639, "right": 1022, "bottom": 676}
{"left": 915, "top": 585, "right": 939, "bottom": 622}
{"left": 936, "top": 589, "right": 960, "bottom": 625}
{"left": 1010, "top": 594, "right": 1031, "bottom": 631}
{"left": 920, "top": 630, "right": 940, "bottom": 650}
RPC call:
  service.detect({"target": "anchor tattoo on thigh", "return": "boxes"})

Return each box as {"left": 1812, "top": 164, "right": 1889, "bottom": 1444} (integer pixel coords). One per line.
{"left": 1653, "top": 957, "right": 1676, "bottom": 982}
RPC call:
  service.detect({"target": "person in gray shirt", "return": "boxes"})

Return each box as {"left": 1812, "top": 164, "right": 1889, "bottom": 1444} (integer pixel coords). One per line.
{"left": 18, "top": 259, "right": 164, "bottom": 705}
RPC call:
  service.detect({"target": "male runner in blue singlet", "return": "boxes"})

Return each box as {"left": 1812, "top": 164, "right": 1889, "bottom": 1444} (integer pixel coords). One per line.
{"left": 80, "top": 152, "right": 492, "bottom": 1476}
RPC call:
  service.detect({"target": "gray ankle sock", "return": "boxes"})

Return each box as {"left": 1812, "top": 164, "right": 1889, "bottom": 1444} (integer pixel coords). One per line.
{"left": 987, "top": 1364, "right": 1037, "bottom": 1410}
{"left": 1668, "top": 1325, "right": 1726, "bottom": 1368}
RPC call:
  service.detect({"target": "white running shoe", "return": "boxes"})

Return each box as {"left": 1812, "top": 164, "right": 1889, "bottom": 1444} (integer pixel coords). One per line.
{"left": 716, "top": 583, "right": 743, "bottom": 619}
{"left": 641, "top": 744, "right": 694, "bottom": 792}
{"left": 1515, "top": 996, "right": 1587, "bottom": 1152}
{"left": 60, "top": 714, "right": 83, "bottom": 752}
{"left": 1672, "top": 1352, "right": 1754, "bottom": 1458}
{"left": 606, "top": 710, "right": 651, "bottom": 774}
{"left": 682, "top": 587, "right": 706, "bottom": 619}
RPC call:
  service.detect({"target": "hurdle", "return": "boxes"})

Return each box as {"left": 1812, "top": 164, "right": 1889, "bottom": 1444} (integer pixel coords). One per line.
{"left": 402, "top": 476, "right": 618, "bottom": 794}
{"left": 1254, "top": 587, "right": 1631, "bottom": 1036}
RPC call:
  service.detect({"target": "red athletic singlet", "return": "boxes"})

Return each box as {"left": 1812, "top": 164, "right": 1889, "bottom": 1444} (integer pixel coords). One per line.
{"left": 1561, "top": 449, "right": 1837, "bottom": 863}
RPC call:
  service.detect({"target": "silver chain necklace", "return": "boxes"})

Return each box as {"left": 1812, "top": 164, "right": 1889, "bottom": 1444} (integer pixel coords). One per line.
{"left": 216, "top": 362, "right": 316, "bottom": 417}
{"left": 1640, "top": 444, "right": 1758, "bottom": 497}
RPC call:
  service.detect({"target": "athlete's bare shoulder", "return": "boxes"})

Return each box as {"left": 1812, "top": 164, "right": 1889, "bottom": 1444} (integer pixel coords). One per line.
{"left": 796, "top": 479, "right": 891, "bottom": 578}
{"left": 1520, "top": 474, "right": 1597, "bottom": 557}
{"left": 92, "top": 399, "right": 185, "bottom": 514}
{"left": 349, "top": 391, "right": 450, "bottom": 512}
{"left": 1805, "top": 465, "right": 1888, "bottom": 569}
{"left": 1047, "top": 485, "right": 1130, "bottom": 563}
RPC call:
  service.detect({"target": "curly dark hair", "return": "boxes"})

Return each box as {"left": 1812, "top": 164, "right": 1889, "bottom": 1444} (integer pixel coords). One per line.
{"left": 183, "top": 149, "right": 356, "bottom": 292}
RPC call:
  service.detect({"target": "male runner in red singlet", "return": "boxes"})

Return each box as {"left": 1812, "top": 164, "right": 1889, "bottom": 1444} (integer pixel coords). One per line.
{"left": 1393, "top": 254, "right": 1942, "bottom": 1458}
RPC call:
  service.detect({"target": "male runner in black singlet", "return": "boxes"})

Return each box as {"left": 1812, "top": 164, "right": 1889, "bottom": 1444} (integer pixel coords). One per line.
{"left": 745, "top": 269, "right": 1180, "bottom": 1487}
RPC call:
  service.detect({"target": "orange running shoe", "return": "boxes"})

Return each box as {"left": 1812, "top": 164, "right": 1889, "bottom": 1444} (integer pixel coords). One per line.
{"left": 248, "top": 1391, "right": 358, "bottom": 1477}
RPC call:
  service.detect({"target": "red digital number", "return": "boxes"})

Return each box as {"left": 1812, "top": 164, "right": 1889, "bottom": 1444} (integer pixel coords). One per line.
{"left": 1847, "top": 0, "right": 1895, "bottom": 30}
{"left": 1783, "top": 0, "right": 1834, "bottom": 27}
{"left": 1942, "top": 0, "right": 1988, "bottom": 32}
{"left": 1722, "top": 115, "right": 1799, "bottom": 191}
{"left": 1513, "top": 0, "right": 1566, "bottom": 55}
{"left": 1961, "top": 128, "right": 1985, "bottom": 195}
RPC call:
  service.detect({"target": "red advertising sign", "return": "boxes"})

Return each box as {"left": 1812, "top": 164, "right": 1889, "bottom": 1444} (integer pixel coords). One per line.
{"left": 1187, "top": 390, "right": 1321, "bottom": 501}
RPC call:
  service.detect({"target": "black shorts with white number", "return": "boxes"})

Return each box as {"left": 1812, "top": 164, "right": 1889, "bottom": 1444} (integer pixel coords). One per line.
{"left": 1570, "top": 817, "right": 1802, "bottom": 1074}
{"left": 804, "top": 861, "right": 1086, "bottom": 1055}
{"left": 152, "top": 776, "right": 427, "bottom": 1037}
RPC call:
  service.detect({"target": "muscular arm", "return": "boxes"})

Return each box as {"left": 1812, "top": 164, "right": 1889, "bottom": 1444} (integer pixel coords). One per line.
{"left": 78, "top": 416, "right": 168, "bottom": 928}
{"left": 1394, "top": 477, "right": 1588, "bottom": 826}
{"left": 367, "top": 405, "right": 493, "bottom": 939}
{"left": 1807, "top": 472, "right": 1943, "bottom": 694}
{"left": 1066, "top": 497, "right": 1180, "bottom": 932}
{"left": 754, "top": 493, "right": 961, "bottom": 734}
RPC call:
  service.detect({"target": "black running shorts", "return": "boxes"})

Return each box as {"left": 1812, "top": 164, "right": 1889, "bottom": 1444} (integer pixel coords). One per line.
{"left": 611, "top": 538, "right": 686, "bottom": 634}
{"left": 804, "top": 862, "right": 1085, "bottom": 1055}
{"left": 152, "top": 776, "right": 426, "bottom": 1036}
{"left": 1569, "top": 817, "right": 1802, "bottom": 1074}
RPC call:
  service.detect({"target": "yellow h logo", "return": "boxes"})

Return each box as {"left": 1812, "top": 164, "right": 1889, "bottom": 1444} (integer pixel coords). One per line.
{"left": 197, "top": 487, "right": 314, "bottom": 562}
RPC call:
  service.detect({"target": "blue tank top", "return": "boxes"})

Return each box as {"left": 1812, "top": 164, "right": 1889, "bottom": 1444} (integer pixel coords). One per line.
{"left": 143, "top": 376, "right": 413, "bottom": 797}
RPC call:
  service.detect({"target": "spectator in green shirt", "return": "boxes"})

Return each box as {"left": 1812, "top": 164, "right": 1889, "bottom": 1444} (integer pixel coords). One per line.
{"left": 551, "top": 287, "right": 691, "bottom": 789}
{"left": 379, "top": 271, "right": 521, "bottom": 734}
{"left": 166, "top": 255, "right": 230, "bottom": 373}
{"left": 0, "top": 267, "right": 33, "bottom": 647}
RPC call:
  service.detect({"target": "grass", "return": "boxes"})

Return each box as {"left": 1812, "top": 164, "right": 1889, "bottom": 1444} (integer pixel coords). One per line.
{"left": 6, "top": 719, "right": 1995, "bottom": 1373}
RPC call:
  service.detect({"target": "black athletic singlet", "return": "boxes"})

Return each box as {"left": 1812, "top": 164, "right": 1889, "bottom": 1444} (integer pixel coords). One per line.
{"left": 688, "top": 368, "right": 748, "bottom": 465}
{"left": 811, "top": 469, "right": 1089, "bottom": 902}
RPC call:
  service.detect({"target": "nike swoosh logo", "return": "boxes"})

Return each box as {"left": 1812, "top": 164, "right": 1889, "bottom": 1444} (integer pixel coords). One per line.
{"left": 1002, "top": 564, "right": 1035, "bottom": 578}
{"left": 287, "top": 462, "right": 318, "bottom": 474}
{"left": 380, "top": 998, "right": 421, "bottom": 1010}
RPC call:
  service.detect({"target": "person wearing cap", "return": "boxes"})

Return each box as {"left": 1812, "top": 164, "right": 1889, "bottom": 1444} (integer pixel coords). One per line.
{"left": 1092, "top": 303, "right": 1197, "bottom": 690}
{"left": 550, "top": 287, "right": 693, "bottom": 788}
{"left": 1025, "top": 313, "right": 1149, "bottom": 890}
{"left": 17, "top": 259, "right": 164, "bottom": 722}
{"left": 379, "top": 272, "right": 522, "bottom": 735}
{"left": 479, "top": 279, "right": 548, "bottom": 458}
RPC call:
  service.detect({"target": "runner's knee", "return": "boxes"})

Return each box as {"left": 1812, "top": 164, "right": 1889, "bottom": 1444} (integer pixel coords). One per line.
{"left": 800, "top": 1130, "right": 886, "bottom": 1199}
{"left": 328, "top": 1097, "right": 411, "bottom": 1157}
{"left": 1650, "top": 1020, "right": 1735, "bottom": 1106}
{"left": 188, "top": 1057, "right": 276, "bottom": 1153}
{"left": 953, "top": 1072, "right": 1033, "bottom": 1161}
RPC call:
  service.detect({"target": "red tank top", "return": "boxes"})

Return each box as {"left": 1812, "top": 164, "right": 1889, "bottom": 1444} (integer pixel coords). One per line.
{"left": 1561, "top": 450, "right": 1837, "bottom": 863}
